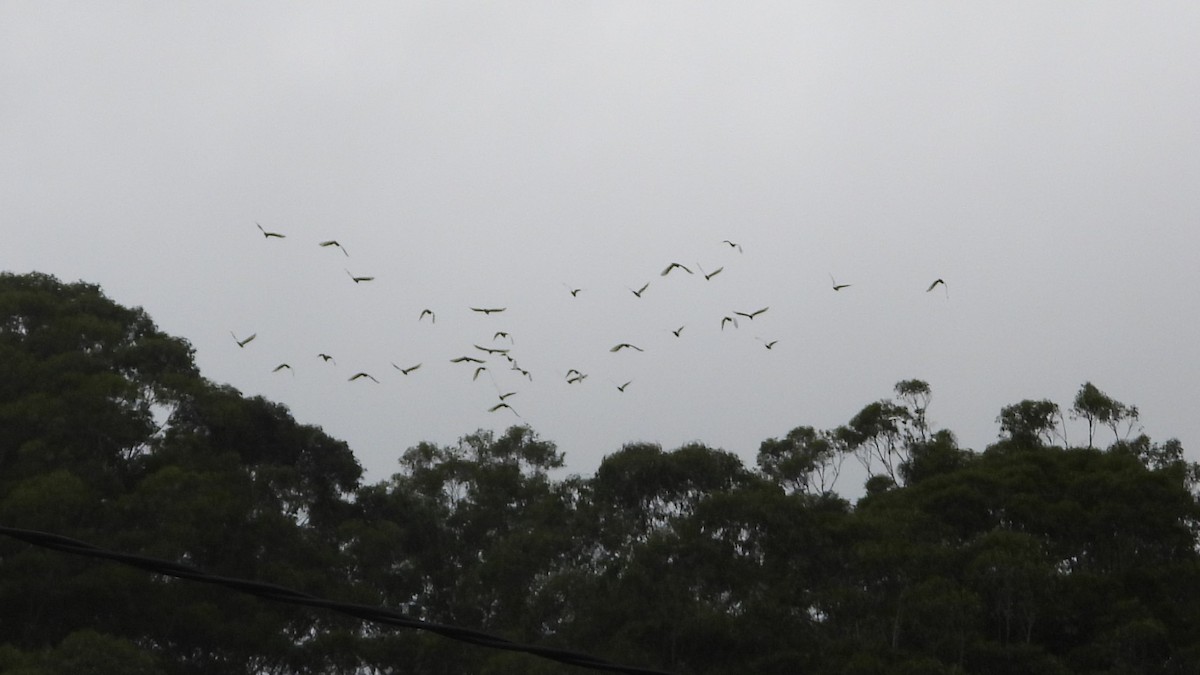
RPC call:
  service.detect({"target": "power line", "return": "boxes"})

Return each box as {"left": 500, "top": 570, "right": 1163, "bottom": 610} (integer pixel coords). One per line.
{"left": 0, "top": 525, "right": 672, "bottom": 675}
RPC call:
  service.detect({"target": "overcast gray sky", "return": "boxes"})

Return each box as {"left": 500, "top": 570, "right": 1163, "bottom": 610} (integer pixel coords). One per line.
{"left": 5, "top": 3, "right": 1199, "bottom": 488}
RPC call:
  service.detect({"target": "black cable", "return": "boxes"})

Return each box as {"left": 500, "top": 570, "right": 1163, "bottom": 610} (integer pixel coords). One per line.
{"left": 0, "top": 525, "right": 672, "bottom": 675}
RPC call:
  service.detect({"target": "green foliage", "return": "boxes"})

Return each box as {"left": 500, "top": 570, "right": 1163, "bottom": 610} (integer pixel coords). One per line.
{"left": 1072, "top": 381, "right": 1141, "bottom": 449}
{"left": 3, "top": 272, "right": 1200, "bottom": 674}
{"left": 997, "top": 399, "right": 1063, "bottom": 448}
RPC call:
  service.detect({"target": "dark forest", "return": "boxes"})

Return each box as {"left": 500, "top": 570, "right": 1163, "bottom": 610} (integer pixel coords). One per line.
{"left": 2, "top": 272, "right": 1198, "bottom": 674}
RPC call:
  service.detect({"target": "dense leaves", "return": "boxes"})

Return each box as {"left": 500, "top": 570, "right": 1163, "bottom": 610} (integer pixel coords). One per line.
{"left": 2, "top": 272, "right": 1200, "bottom": 674}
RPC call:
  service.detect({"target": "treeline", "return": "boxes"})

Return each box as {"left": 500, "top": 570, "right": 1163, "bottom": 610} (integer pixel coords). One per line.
{"left": 1, "top": 271, "right": 1199, "bottom": 674}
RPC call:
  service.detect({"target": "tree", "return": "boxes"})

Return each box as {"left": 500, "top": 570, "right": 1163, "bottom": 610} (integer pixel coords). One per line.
{"left": 757, "top": 426, "right": 845, "bottom": 495}
{"left": 0, "top": 273, "right": 365, "bottom": 674}
{"left": 996, "top": 399, "right": 1063, "bottom": 448}
{"left": 0, "top": 272, "right": 198, "bottom": 496}
{"left": 1071, "top": 381, "right": 1140, "bottom": 449}
{"left": 846, "top": 400, "right": 911, "bottom": 482}
{"left": 894, "top": 379, "right": 933, "bottom": 445}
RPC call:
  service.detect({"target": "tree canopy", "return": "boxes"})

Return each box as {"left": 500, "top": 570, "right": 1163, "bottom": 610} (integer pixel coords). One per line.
{"left": 2, "top": 272, "right": 1199, "bottom": 674}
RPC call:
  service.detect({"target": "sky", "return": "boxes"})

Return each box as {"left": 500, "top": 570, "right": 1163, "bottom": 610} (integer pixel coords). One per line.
{"left": 4, "top": 3, "right": 1199, "bottom": 491}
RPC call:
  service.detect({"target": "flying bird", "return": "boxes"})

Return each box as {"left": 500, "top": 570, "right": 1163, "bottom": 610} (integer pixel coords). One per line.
{"left": 256, "top": 223, "right": 285, "bottom": 239}
{"left": 830, "top": 274, "right": 851, "bottom": 291}
{"left": 349, "top": 372, "right": 380, "bottom": 383}
{"left": 566, "top": 374, "right": 589, "bottom": 384}
{"left": 488, "top": 402, "right": 521, "bottom": 416}
{"left": 698, "top": 264, "right": 724, "bottom": 281}
{"left": 470, "top": 307, "right": 506, "bottom": 315}
{"left": 562, "top": 283, "right": 583, "bottom": 297}
{"left": 721, "top": 316, "right": 739, "bottom": 330}
{"left": 926, "top": 278, "right": 948, "bottom": 298}
{"left": 610, "top": 343, "right": 644, "bottom": 353}
{"left": 392, "top": 362, "right": 422, "bottom": 375}
{"left": 230, "top": 331, "right": 257, "bottom": 348}
{"left": 616, "top": 380, "right": 633, "bottom": 392}
{"left": 498, "top": 391, "right": 517, "bottom": 401}
{"left": 661, "top": 262, "right": 693, "bottom": 276}
{"left": 630, "top": 282, "right": 650, "bottom": 298}
{"left": 565, "top": 369, "right": 582, "bottom": 378}
{"left": 734, "top": 307, "right": 769, "bottom": 320}
{"left": 450, "top": 356, "right": 485, "bottom": 364}
{"left": 272, "top": 363, "right": 293, "bottom": 374}
{"left": 721, "top": 240, "right": 743, "bottom": 252}
{"left": 317, "top": 353, "right": 336, "bottom": 364}
{"left": 475, "top": 344, "right": 510, "bottom": 355}
{"left": 493, "top": 331, "right": 512, "bottom": 342}
{"left": 473, "top": 366, "right": 488, "bottom": 381}
{"left": 419, "top": 309, "right": 435, "bottom": 323}
{"left": 758, "top": 338, "right": 779, "bottom": 350}
{"left": 319, "top": 240, "right": 349, "bottom": 256}
{"left": 346, "top": 269, "right": 374, "bottom": 283}
{"left": 671, "top": 325, "right": 685, "bottom": 337}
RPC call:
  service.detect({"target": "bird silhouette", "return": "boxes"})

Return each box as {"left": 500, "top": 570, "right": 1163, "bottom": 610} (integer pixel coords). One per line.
{"left": 610, "top": 343, "right": 644, "bottom": 352}
{"left": 721, "top": 316, "right": 739, "bottom": 330}
{"left": 498, "top": 391, "right": 517, "bottom": 401}
{"left": 450, "top": 356, "right": 485, "bottom": 364}
{"left": 493, "top": 331, "right": 513, "bottom": 342}
{"left": 722, "top": 240, "right": 743, "bottom": 252}
{"left": 734, "top": 307, "right": 769, "bottom": 320}
{"left": 346, "top": 269, "right": 374, "bottom": 283}
{"left": 473, "top": 366, "right": 488, "bottom": 381}
{"left": 475, "top": 344, "right": 510, "bottom": 355}
{"left": 256, "top": 223, "right": 285, "bottom": 239}
{"left": 758, "top": 338, "right": 779, "bottom": 350}
{"left": 830, "top": 274, "right": 851, "bottom": 291}
{"left": 392, "top": 362, "right": 422, "bottom": 375}
{"left": 419, "top": 309, "right": 435, "bottom": 323}
{"left": 231, "top": 331, "right": 257, "bottom": 348}
{"left": 698, "top": 264, "right": 724, "bottom": 281}
{"left": 661, "top": 262, "right": 693, "bottom": 276}
{"left": 488, "top": 402, "right": 521, "bottom": 416}
{"left": 470, "top": 307, "right": 506, "bottom": 315}
{"left": 349, "top": 372, "right": 379, "bottom": 383}
{"left": 317, "top": 353, "right": 336, "bottom": 364}
{"left": 272, "top": 363, "right": 293, "bottom": 374}
{"left": 319, "top": 240, "right": 349, "bottom": 256}
{"left": 630, "top": 282, "right": 650, "bottom": 298}
{"left": 562, "top": 283, "right": 583, "bottom": 297}
{"left": 616, "top": 380, "right": 633, "bottom": 392}
{"left": 927, "top": 278, "right": 948, "bottom": 298}
{"left": 672, "top": 325, "right": 685, "bottom": 337}
{"left": 566, "top": 374, "right": 589, "bottom": 384}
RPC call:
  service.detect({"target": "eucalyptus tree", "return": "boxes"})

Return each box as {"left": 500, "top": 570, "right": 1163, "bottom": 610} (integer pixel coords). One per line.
{"left": 1071, "top": 381, "right": 1141, "bottom": 449}
{"left": 996, "top": 399, "right": 1064, "bottom": 448}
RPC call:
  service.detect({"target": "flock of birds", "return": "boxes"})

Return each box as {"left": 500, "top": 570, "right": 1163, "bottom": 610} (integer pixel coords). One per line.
{"left": 235, "top": 224, "right": 948, "bottom": 420}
